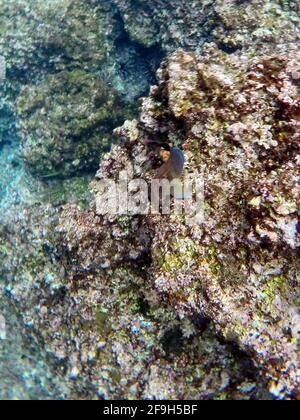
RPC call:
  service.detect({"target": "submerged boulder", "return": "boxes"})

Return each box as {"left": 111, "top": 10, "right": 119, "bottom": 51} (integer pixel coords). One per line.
{"left": 16, "top": 70, "right": 135, "bottom": 178}
{"left": 57, "top": 44, "right": 300, "bottom": 398}
{"left": 0, "top": 0, "right": 117, "bottom": 80}
{"left": 0, "top": 0, "right": 160, "bottom": 179}
{"left": 112, "top": 0, "right": 300, "bottom": 55}
{"left": 112, "top": 0, "right": 216, "bottom": 51}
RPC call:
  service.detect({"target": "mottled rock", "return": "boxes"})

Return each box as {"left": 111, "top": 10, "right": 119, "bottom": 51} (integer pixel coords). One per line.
{"left": 1, "top": 0, "right": 299, "bottom": 401}
{"left": 0, "top": 0, "right": 116, "bottom": 79}
{"left": 58, "top": 43, "right": 300, "bottom": 398}
{"left": 16, "top": 70, "right": 135, "bottom": 177}
{"left": 112, "top": 0, "right": 215, "bottom": 51}
{"left": 112, "top": 0, "right": 300, "bottom": 57}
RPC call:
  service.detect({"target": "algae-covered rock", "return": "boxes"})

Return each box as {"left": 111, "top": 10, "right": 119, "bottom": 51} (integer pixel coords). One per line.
{"left": 212, "top": 0, "right": 300, "bottom": 52}
{"left": 112, "top": 0, "right": 300, "bottom": 56}
{"left": 145, "top": 46, "right": 300, "bottom": 398}
{"left": 1, "top": 0, "right": 160, "bottom": 179}
{"left": 16, "top": 70, "right": 135, "bottom": 177}
{"left": 1, "top": 0, "right": 300, "bottom": 401}
{"left": 113, "top": 0, "right": 216, "bottom": 51}
{"left": 57, "top": 42, "right": 300, "bottom": 398}
{"left": 0, "top": 0, "right": 117, "bottom": 79}
{"left": 0, "top": 192, "right": 267, "bottom": 399}
{"left": 0, "top": 0, "right": 162, "bottom": 99}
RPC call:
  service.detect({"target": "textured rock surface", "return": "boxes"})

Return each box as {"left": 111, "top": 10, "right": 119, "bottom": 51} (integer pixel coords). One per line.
{"left": 0, "top": 0, "right": 116, "bottom": 79}
{"left": 112, "top": 0, "right": 300, "bottom": 54}
{"left": 0, "top": 297, "right": 69, "bottom": 400}
{"left": 3, "top": 0, "right": 299, "bottom": 177}
{"left": 2, "top": 203, "right": 270, "bottom": 399}
{"left": 16, "top": 70, "right": 134, "bottom": 177}
{"left": 56, "top": 43, "right": 300, "bottom": 398}
{"left": 0, "top": 141, "right": 92, "bottom": 398}
{"left": 212, "top": 0, "right": 300, "bottom": 52}
{"left": 0, "top": 0, "right": 161, "bottom": 177}
{"left": 112, "top": 0, "right": 215, "bottom": 51}
{"left": 0, "top": 0, "right": 299, "bottom": 400}
{"left": 0, "top": 134, "right": 268, "bottom": 399}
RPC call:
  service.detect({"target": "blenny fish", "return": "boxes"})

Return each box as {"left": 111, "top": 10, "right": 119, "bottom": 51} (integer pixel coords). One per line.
{"left": 144, "top": 139, "right": 185, "bottom": 180}
{"left": 156, "top": 146, "right": 185, "bottom": 180}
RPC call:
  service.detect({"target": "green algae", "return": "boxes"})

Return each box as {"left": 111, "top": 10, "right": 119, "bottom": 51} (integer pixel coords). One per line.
{"left": 16, "top": 70, "right": 135, "bottom": 178}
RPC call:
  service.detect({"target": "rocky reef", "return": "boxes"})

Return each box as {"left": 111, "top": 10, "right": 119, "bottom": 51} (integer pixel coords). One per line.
{"left": 112, "top": 0, "right": 300, "bottom": 55}
{"left": 16, "top": 70, "right": 135, "bottom": 177}
{"left": 0, "top": 0, "right": 161, "bottom": 178}
{"left": 0, "top": 0, "right": 116, "bottom": 80}
{"left": 56, "top": 42, "right": 299, "bottom": 398}
{"left": 0, "top": 0, "right": 299, "bottom": 400}
{"left": 3, "top": 0, "right": 299, "bottom": 178}
{"left": 112, "top": 0, "right": 216, "bottom": 51}
{"left": 1, "top": 201, "right": 270, "bottom": 399}
{"left": 6, "top": 41, "right": 298, "bottom": 398}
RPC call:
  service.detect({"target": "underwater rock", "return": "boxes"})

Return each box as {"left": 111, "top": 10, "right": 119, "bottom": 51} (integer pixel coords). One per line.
{"left": 0, "top": 193, "right": 268, "bottom": 399}
{"left": 112, "top": 0, "right": 216, "bottom": 52}
{"left": 0, "top": 0, "right": 162, "bottom": 99}
{"left": 0, "top": 0, "right": 161, "bottom": 180}
{"left": 57, "top": 43, "right": 300, "bottom": 398}
{"left": 1, "top": 0, "right": 300, "bottom": 401}
{"left": 0, "top": 0, "right": 117, "bottom": 80}
{"left": 16, "top": 70, "right": 135, "bottom": 178}
{"left": 0, "top": 297, "right": 69, "bottom": 400}
{"left": 212, "top": 0, "right": 300, "bottom": 53}
{"left": 0, "top": 128, "right": 272, "bottom": 400}
{"left": 112, "top": 0, "right": 300, "bottom": 56}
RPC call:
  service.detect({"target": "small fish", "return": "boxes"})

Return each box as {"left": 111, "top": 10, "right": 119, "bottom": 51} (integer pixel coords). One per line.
{"left": 155, "top": 146, "right": 185, "bottom": 180}
{"left": 143, "top": 138, "right": 185, "bottom": 180}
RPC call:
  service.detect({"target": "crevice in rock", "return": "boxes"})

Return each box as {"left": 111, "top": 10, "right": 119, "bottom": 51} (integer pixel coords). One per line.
{"left": 110, "top": 11, "right": 165, "bottom": 101}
